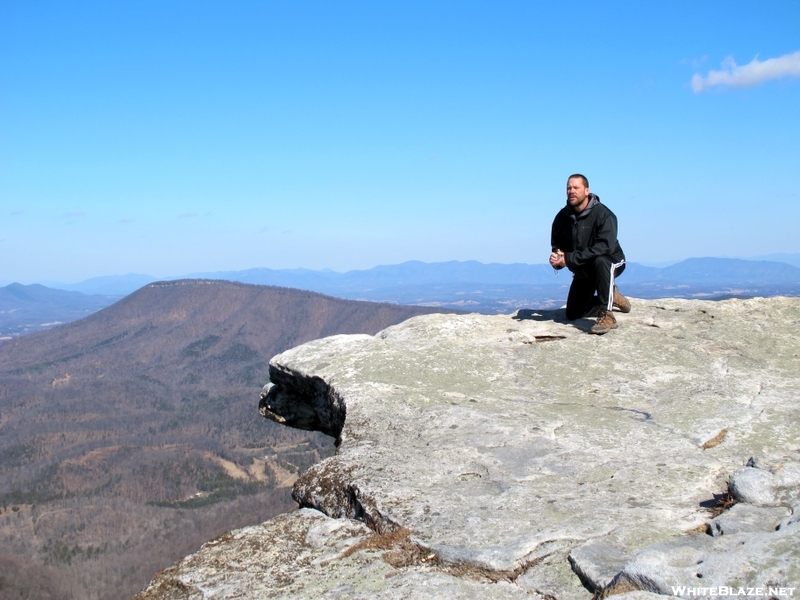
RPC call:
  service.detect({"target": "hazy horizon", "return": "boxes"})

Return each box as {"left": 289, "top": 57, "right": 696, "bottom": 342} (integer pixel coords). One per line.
{"left": 0, "top": 252, "right": 794, "bottom": 289}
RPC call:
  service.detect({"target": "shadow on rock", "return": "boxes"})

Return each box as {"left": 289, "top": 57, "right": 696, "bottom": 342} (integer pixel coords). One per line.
{"left": 512, "top": 308, "right": 596, "bottom": 332}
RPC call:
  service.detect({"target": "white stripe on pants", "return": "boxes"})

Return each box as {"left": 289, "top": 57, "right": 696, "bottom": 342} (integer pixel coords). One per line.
{"left": 606, "top": 259, "right": 626, "bottom": 311}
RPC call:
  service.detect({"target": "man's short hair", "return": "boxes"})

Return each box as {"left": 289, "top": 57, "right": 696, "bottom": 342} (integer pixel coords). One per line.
{"left": 567, "top": 173, "right": 589, "bottom": 188}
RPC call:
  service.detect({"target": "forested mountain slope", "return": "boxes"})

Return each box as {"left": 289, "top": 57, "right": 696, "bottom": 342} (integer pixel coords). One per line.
{"left": 0, "top": 280, "right": 452, "bottom": 600}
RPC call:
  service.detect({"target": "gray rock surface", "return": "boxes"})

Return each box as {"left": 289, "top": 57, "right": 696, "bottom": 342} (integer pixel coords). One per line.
{"left": 606, "top": 522, "right": 800, "bottom": 595}
{"left": 614, "top": 593, "right": 679, "bottom": 600}
{"left": 729, "top": 462, "right": 800, "bottom": 507}
{"left": 569, "top": 539, "right": 632, "bottom": 592}
{"left": 709, "top": 503, "right": 789, "bottom": 537}
{"left": 139, "top": 297, "right": 800, "bottom": 598}
{"left": 135, "top": 509, "right": 531, "bottom": 600}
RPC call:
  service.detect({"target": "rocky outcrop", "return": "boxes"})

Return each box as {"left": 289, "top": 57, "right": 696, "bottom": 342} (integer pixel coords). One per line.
{"left": 137, "top": 297, "right": 800, "bottom": 599}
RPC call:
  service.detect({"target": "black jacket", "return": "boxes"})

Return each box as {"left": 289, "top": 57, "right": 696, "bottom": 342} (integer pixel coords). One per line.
{"left": 551, "top": 194, "right": 625, "bottom": 272}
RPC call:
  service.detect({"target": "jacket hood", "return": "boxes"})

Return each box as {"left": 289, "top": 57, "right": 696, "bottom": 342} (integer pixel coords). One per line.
{"left": 569, "top": 193, "right": 600, "bottom": 217}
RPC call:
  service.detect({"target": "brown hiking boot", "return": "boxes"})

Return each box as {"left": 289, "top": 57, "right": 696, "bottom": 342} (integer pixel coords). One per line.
{"left": 589, "top": 309, "right": 617, "bottom": 335}
{"left": 612, "top": 285, "right": 631, "bottom": 313}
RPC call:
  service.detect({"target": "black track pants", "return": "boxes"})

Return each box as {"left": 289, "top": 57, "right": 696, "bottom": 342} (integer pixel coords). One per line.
{"left": 565, "top": 256, "right": 626, "bottom": 320}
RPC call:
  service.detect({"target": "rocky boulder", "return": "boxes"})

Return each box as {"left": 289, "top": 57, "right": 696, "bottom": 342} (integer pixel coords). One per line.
{"left": 137, "top": 297, "right": 800, "bottom": 599}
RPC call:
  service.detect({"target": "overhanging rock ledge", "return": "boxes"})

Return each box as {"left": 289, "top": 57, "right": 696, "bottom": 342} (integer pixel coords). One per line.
{"left": 137, "top": 297, "right": 800, "bottom": 599}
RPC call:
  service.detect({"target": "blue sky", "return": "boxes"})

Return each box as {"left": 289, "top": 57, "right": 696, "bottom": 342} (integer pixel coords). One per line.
{"left": 2, "top": 1, "right": 799, "bottom": 283}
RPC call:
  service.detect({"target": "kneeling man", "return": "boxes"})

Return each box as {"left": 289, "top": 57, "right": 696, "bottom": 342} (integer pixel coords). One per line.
{"left": 549, "top": 174, "right": 631, "bottom": 334}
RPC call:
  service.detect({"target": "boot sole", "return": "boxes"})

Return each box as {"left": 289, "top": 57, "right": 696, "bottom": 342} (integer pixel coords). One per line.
{"left": 613, "top": 287, "right": 631, "bottom": 313}
{"left": 590, "top": 322, "right": 619, "bottom": 335}
{"left": 613, "top": 300, "right": 631, "bottom": 313}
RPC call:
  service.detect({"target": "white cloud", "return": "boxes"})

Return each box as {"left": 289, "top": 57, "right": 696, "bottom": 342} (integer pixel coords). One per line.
{"left": 691, "top": 50, "right": 800, "bottom": 92}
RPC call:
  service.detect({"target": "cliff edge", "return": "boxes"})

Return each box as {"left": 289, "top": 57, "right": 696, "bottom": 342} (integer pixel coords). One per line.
{"left": 137, "top": 297, "right": 800, "bottom": 599}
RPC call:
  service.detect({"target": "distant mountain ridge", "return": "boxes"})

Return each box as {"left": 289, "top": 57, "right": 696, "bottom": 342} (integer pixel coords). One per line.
{"left": 189, "top": 257, "right": 800, "bottom": 305}
{"left": 0, "top": 283, "right": 120, "bottom": 337}
{"left": 624, "top": 257, "right": 800, "bottom": 284}
{"left": 43, "top": 272, "right": 157, "bottom": 295}
{"left": 190, "top": 260, "right": 557, "bottom": 287}
{"left": 748, "top": 252, "right": 800, "bottom": 268}
{"left": 46, "top": 255, "right": 800, "bottom": 296}
{"left": 5, "top": 256, "right": 800, "bottom": 337}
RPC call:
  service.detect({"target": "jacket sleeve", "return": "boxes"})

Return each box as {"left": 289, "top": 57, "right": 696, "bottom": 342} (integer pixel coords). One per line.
{"left": 565, "top": 209, "right": 618, "bottom": 270}
{"left": 550, "top": 214, "right": 568, "bottom": 269}
{"left": 550, "top": 219, "right": 559, "bottom": 252}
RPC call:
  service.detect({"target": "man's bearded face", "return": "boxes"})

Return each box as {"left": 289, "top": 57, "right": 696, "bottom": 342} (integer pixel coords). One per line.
{"left": 566, "top": 178, "right": 589, "bottom": 211}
